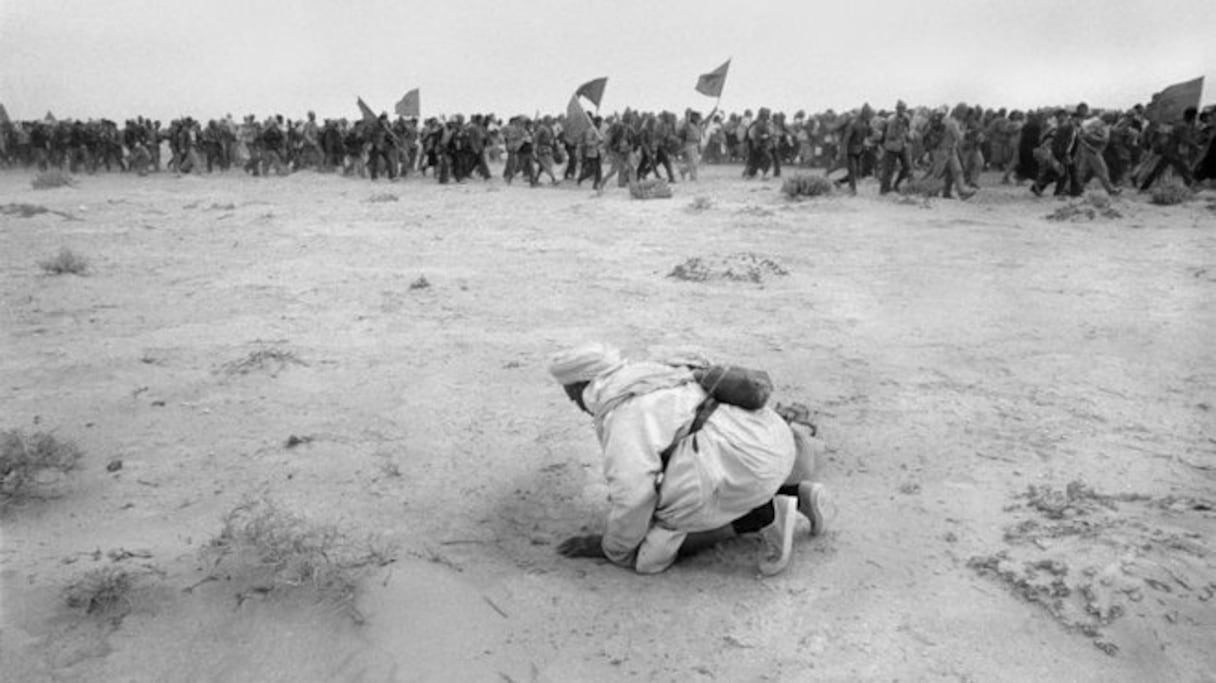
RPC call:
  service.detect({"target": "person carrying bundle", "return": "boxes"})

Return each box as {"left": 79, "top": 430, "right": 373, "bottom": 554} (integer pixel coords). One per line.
{"left": 548, "top": 342, "right": 833, "bottom": 576}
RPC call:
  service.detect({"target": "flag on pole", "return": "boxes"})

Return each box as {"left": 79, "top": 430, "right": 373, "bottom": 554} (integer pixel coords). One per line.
{"left": 1144, "top": 76, "right": 1203, "bottom": 124}
{"left": 575, "top": 77, "right": 608, "bottom": 107}
{"left": 564, "top": 94, "right": 594, "bottom": 144}
{"left": 357, "top": 97, "right": 378, "bottom": 123}
{"left": 695, "top": 59, "right": 731, "bottom": 98}
{"left": 395, "top": 89, "right": 420, "bottom": 118}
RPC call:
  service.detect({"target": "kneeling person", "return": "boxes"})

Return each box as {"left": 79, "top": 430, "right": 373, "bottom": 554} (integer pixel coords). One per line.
{"left": 548, "top": 343, "right": 830, "bottom": 576}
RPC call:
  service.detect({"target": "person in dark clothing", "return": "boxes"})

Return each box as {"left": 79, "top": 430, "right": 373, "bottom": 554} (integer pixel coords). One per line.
{"left": 1139, "top": 107, "right": 1200, "bottom": 191}
{"left": 367, "top": 113, "right": 396, "bottom": 180}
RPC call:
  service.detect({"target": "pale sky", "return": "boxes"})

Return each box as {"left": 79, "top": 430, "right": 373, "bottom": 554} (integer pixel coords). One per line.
{"left": 1, "top": 0, "right": 1212, "bottom": 122}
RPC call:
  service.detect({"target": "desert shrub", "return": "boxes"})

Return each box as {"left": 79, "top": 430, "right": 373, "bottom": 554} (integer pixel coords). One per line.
{"left": 629, "top": 178, "right": 673, "bottom": 200}
{"left": 202, "top": 498, "right": 395, "bottom": 607}
{"left": 781, "top": 174, "right": 833, "bottom": 199}
{"left": 899, "top": 176, "right": 944, "bottom": 198}
{"left": 31, "top": 170, "right": 76, "bottom": 190}
{"left": 1150, "top": 180, "right": 1193, "bottom": 206}
{"left": 668, "top": 252, "right": 789, "bottom": 284}
{"left": 38, "top": 247, "right": 90, "bottom": 275}
{"left": 218, "top": 348, "right": 306, "bottom": 376}
{"left": 1, "top": 203, "right": 50, "bottom": 218}
{"left": 1, "top": 429, "right": 83, "bottom": 509}
{"left": 687, "top": 196, "right": 713, "bottom": 212}
{"left": 63, "top": 566, "right": 136, "bottom": 617}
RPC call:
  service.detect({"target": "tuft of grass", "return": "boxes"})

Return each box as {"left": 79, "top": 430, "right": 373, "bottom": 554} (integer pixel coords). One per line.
{"left": 63, "top": 566, "right": 136, "bottom": 617}
{"left": 368, "top": 193, "right": 398, "bottom": 203}
{"left": 780, "top": 174, "right": 833, "bottom": 199}
{"left": 409, "top": 275, "right": 431, "bottom": 290}
{"left": 1150, "top": 180, "right": 1193, "bottom": 206}
{"left": 1, "top": 429, "right": 84, "bottom": 510}
{"left": 1, "top": 203, "right": 50, "bottom": 218}
{"left": 899, "top": 176, "right": 945, "bottom": 199}
{"left": 201, "top": 498, "right": 396, "bottom": 612}
{"left": 31, "top": 170, "right": 76, "bottom": 190}
{"left": 38, "top": 247, "right": 90, "bottom": 275}
{"left": 218, "top": 348, "right": 306, "bottom": 376}
{"left": 686, "top": 196, "right": 714, "bottom": 212}
{"left": 629, "top": 178, "right": 673, "bottom": 200}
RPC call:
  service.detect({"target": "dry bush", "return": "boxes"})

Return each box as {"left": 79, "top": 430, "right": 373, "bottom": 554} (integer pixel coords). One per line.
{"left": 1, "top": 429, "right": 83, "bottom": 509}
{"left": 686, "top": 196, "right": 714, "bottom": 212}
{"left": 38, "top": 247, "right": 90, "bottom": 275}
{"left": 63, "top": 566, "right": 136, "bottom": 617}
{"left": 1, "top": 203, "right": 50, "bottom": 218}
{"left": 780, "top": 174, "right": 833, "bottom": 199}
{"left": 218, "top": 348, "right": 306, "bottom": 376}
{"left": 629, "top": 178, "right": 673, "bottom": 200}
{"left": 899, "top": 176, "right": 945, "bottom": 198}
{"left": 668, "top": 252, "right": 789, "bottom": 284}
{"left": 1150, "top": 180, "right": 1193, "bottom": 206}
{"left": 201, "top": 498, "right": 395, "bottom": 611}
{"left": 31, "top": 170, "right": 76, "bottom": 190}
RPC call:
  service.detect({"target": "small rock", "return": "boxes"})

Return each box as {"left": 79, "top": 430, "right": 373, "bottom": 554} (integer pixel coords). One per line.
{"left": 106, "top": 459, "right": 123, "bottom": 472}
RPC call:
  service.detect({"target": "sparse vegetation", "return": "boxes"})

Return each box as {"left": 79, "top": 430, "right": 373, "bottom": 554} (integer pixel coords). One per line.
{"left": 629, "top": 178, "right": 673, "bottom": 200}
{"left": 1, "top": 429, "right": 84, "bottom": 510}
{"left": 668, "top": 252, "right": 789, "bottom": 284}
{"left": 1150, "top": 180, "right": 1193, "bottom": 206}
{"left": 409, "top": 275, "right": 431, "bottom": 290}
{"left": 201, "top": 498, "right": 395, "bottom": 613}
{"left": 780, "top": 174, "right": 833, "bottom": 199}
{"left": 687, "top": 196, "right": 714, "bottom": 212}
{"left": 2, "top": 203, "right": 50, "bottom": 217}
{"left": 368, "top": 193, "right": 398, "bottom": 203}
{"left": 38, "top": 247, "right": 90, "bottom": 275}
{"left": 899, "top": 176, "right": 945, "bottom": 199}
{"left": 63, "top": 566, "right": 136, "bottom": 617}
{"left": 218, "top": 348, "right": 306, "bottom": 376}
{"left": 31, "top": 170, "right": 76, "bottom": 190}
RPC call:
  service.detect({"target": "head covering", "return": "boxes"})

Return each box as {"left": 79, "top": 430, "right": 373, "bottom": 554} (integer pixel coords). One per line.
{"left": 548, "top": 342, "right": 623, "bottom": 385}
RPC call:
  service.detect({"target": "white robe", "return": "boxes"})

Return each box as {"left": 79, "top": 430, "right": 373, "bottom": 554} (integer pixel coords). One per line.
{"left": 585, "top": 363, "right": 795, "bottom": 574}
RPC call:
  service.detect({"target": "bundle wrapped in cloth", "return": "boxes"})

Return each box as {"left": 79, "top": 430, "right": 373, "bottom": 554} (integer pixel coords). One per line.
{"left": 694, "top": 365, "right": 773, "bottom": 410}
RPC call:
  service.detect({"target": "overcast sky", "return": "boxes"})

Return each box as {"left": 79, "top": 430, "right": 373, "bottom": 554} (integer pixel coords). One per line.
{"left": 1, "top": 0, "right": 1212, "bottom": 122}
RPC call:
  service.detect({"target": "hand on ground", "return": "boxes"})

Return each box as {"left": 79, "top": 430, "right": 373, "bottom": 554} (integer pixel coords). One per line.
{"left": 557, "top": 534, "right": 605, "bottom": 559}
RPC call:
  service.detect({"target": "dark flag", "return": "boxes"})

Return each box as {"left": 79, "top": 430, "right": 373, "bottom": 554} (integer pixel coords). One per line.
{"left": 564, "top": 94, "right": 594, "bottom": 144}
{"left": 695, "top": 59, "right": 731, "bottom": 98}
{"left": 575, "top": 77, "right": 608, "bottom": 107}
{"left": 1144, "top": 76, "right": 1204, "bottom": 124}
{"left": 395, "top": 89, "right": 420, "bottom": 118}
{"left": 357, "top": 97, "right": 378, "bottom": 123}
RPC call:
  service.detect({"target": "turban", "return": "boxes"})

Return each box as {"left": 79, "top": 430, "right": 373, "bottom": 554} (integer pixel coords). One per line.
{"left": 548, "top": 342, "right": 622, "bottom": 385}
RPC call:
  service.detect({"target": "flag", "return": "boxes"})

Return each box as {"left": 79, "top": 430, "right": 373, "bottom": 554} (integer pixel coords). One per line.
{"left": 1144, "top": 76, "right": 1203, "bottom": 124}
{"left": 356, "top": 97, "right": 378, "bottom": 123}
{"left": 564, "top": 94, "right": 594, "bottom": 144}
{"left": 575, "top": 77, "right": 608, "bottom": 107}
{"left": 395, "top": 89, "right": 420, "bottom": 118}
{"left": 695, "top": 59, "right": 731, "bottom": 98}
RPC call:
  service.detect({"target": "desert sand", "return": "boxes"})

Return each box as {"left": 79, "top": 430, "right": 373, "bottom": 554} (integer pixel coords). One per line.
{"left": 1, "top": 164, "right": 1214, "bottom": 682}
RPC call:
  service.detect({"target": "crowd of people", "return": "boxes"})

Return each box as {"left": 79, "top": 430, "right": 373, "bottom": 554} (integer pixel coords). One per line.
{"left": 1, "top": 99, "right": 1213, "bottom": 198}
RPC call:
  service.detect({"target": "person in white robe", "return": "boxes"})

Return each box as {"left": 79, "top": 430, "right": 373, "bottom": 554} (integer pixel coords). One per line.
{"left": 549, "top": 342, "right": 832, "bottom": 576}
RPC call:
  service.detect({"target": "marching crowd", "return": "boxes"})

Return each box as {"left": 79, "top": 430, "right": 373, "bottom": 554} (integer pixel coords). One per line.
{"left": 1, "top": 100, "right": 1213, "bottom": 198}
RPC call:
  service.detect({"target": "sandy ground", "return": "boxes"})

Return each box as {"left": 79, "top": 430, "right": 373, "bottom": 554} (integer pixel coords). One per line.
{"left": 1, "top": 163, "right": 1214, "bottom": 682}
